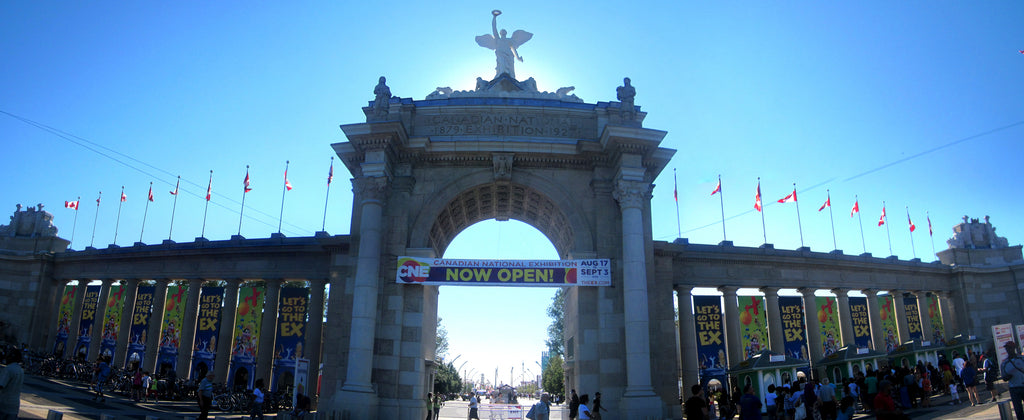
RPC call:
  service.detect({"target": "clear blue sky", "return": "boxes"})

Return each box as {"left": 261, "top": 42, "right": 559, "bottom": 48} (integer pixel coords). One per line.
{"left": 2, "top": 1, "right": 1022, "bottom": 388}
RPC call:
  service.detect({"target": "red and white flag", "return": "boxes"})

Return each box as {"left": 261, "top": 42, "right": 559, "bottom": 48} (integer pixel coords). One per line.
{"left": 120, "top": 191, "right": 127, "bottom": 202}
{"left": 754, "top": 182, "right": 762, "bottom": 212}
{"left": 777, "top": 189, "right": 797, "bottom": 204}
{"left": 711, "top": 178, "right": 721, "bottom": 196}
{"left": 878, "top": 206, "right": 886, "bottom": 226}
{"left": 673, "top": 171, "right": 678, "bottom": 202}
{"left": 96, "top": 194, "right": 101, "bottom": 205}
{"left": 927, "top": 215, "right": 933, "bottom": 236}
{"left": 243, "top": 170, "right": 252, "bottom": 193}
{"left": 818, "top": 197, "right": 830, "bottom": 212}
{"left": 908, "top": 213, "right": 916, "bottom": 232}
{"left": 147, "top": 185, "right": 154, "bottom": 202}
{"left": 64, "top": 200, "right": 79, "bottom": 210}
{"left": 170, "top": 178, "right": 179, "bottom": 195}
{"left": 284, "top": 169, "right": 293, "bottom": 191}
{"left": 850, "top": 201, "right": 859, "bottom": 217}
{"left": 327, "top": 161, "right": 334, "bottom": 185}
{"left": 205, "top": 176, "right": 212, "bottom": 201}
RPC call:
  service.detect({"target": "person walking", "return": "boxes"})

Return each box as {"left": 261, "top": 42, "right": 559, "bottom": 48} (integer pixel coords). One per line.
{"left": 433, "top": 392, "right": 442, "bottom": 420}
{"left": 0, "top": 348, "right": 25, "bottom": 420}
{"left": 1001, "top": 341, "right": 1024, "bottom": 420}
{"left": 426, "top": 392, "right": 435, "bottom": 420}
{"left": 684, "top": 385, "right": 709, "bottom": 420}
{"left": 198, "top": 372, "right": 215, "bottom": 420}
{"left": 578, "top": 394, "right": 594, "bottom": 420}
{"left": 739, "top": 384, "right": 762, "bottom": 420}
{"left": 818, "top": 378, "right": 837, "bottom": 420}
{"left": 569, "top": 389, "right": 580, "bottom": 420}
{"left": 981, "top": 353, "right": 1000, "bottom": 402}
{"left": 592, "top": 391, "right": 608, "bottom": 419}
{"left": 93, "top": 355, "right": 110, "bottom": 402}
{"left": 251, "top": 379, "right": 266, "bottom": 420}
{"left": 962, "top": 360, "right": 981, "bottom": 406}
{"left": 468, "top": 392, "right": 480, "bottom": 420}
{"left": 527, "top": 393, "right": 552, "bottom": 420}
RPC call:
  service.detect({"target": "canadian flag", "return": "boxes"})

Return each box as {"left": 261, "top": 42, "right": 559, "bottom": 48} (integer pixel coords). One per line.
{"left": 818, "top": 197, "right": 830, "bottom": 212}
{"left": 777, "top": 189, "right": 797, "bottom": 204}
{"left": 206, "top": 176, "right": 212, "bottom": 201}
{"left": 928, "top": 215, "right": 933, "bottom": 236}
{"left": 754, "top": 182, "right": 762, "bottom": 212}
{"left": 120, "top": 191, "right": 127, "bottom": 202}
{"left": 64, "top": 200, "right": 79, "bottom": 210}
{"left": 908, "top": 213, "right": 916, "bottom": 232}
{"left": 850, "top": 201, "right": 859, "bottom": 218}
{"left": 147, "top": 186, "right": 154, "bottom": 202}
{"left": 284, "top": 169, "right": 293, "bottom": 191}
{"left": 878, "top": 206, "right": 886, "bottom": 226}
{"left": 244, "top": 170, "right": 252, "bottom": 193}
{"left": 711, "top": 179, "right": 721, "bottom": 196}
{"left": 327, "top": 161, "right": 334, "bottom": 185}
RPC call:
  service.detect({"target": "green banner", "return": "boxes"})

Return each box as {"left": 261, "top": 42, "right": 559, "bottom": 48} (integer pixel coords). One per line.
{"left": 738, "top": 296, "right": 768, "bottom": 361}
{"left": 158, "top": 284, "right": 189, "bottom": 368}
{"left": 878, "top": 295, "right": 899, "bottom": 352}
{"left": 815, "top": 297, "right": 841, "bottom": 357}
{"left": 927, "top": 294, "right": 945, "bottom": 345}
{"left": 232, "top": 285, "right": 266, "bottom": 360}
{"left": 53, "top": 285, "right": 76, "bottom": 356}
{"left": 100, "top": 284, "right": 126, "bottom": 358}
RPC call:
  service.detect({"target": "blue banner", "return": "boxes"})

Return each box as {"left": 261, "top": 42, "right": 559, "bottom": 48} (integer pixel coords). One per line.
{"left": 693, "top": 295, "right": 727, "bottom": 376}
{"left": 73, "top": 285, "right": 101, "bottom": 360}
{"left": 904, "top": 296, "right": 923, "bottom": 342}
{"left": 779, "top": 296, "right": 808, "bottom": 360}
{"left": 849, "top": 297, "right": 872, "bottom": 348}
{"left": 272, "top": 287, "right": 309, "bottom": 391}
{"left": 191, "top": 286, "right": 224, "bottom": 380}
{"left": 126, "top": 286, "right": 155, "bottom": 368}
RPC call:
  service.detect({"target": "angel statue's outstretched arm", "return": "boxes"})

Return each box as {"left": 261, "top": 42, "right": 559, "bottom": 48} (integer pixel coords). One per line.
{"left": 492, "top": 10, "right": 501, "bottom": 39}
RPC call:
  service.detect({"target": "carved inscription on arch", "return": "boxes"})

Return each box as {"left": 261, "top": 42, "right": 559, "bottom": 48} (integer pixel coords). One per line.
{"left": 413, "top": 112, "right": 597, "bottom": 139}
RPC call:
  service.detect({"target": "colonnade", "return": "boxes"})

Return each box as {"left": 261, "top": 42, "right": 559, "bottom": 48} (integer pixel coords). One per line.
{"left": 675, "top": 285, "right": 961, "bottom": 386}
{"left": 52, "top": 276, "right": 327, "bottom": 388}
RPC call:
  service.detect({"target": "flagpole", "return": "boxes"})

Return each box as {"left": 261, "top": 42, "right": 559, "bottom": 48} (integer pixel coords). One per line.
{"left": 827, "top": 190, "right": 837, "bottom": 251}
{"left": 70, "top": 196, "right": 80, "bottom": 249}
{"left": 856, "top": 195, "right": 866, "bottom": 254}
{"left": 201, "top": 170, "right": 212, "bottom": 238}
{"left": 90, "top": 192, "right": 101, "bottom": 248}
{"left": 758, "top": 177, "right": 767, "bottom": 245}
{"left": 883, "top": 201, "right": 893, "bottom": 256}
{"left": 906, "top": 206, "right": 917, "bottom": 259}
{"left": 793, "top": 183, "right": 804, "bottom": 248}
{"left": 674, "top": 169, "right": 681, "bottom": 239}
{"left": 140, "top": 182, "right": 152, "bottom": 243}
{"left": 239, "top": 165, "right": 249, "bottom": 236}
{"left": 169, "top": 176, "right": 180, "bottom": 241}
{"left": 718, "top": 174, "right": 726, "bottom": 242}
{"left": 928, "top": 211, "right": 936, "bottom": 258}
{"left": 278, "top": 160, "right": 289, "bottom": 234}
{"left": 113, "top": 186, "right": 125, "bottom": 245}
{"left": 322, "top": 157, "right": 333, "bottom": 232}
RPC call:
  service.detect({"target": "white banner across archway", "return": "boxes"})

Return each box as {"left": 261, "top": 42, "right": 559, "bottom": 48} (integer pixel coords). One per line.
{"left": 395, "top": 257, "right": 611, "bottom": 287}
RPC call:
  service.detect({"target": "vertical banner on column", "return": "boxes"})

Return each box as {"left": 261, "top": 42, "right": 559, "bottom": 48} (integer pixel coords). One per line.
{"left": 903, "top": 296, "right": 923, "bottom": 342}
{"left": 738, "top": 296, "right": 767, "bottom": 361}
{"left": 272, "top": 287, "right": 309, "bottom": 391}
{"left": 849, "top": 297, "right": 872, "bottom": 349}
{"left": 815, "top": 297, "right": 841, "bottom": 357}
{"left": 878, "top": 295, "right": 899, "bottom": 353}
{"left": 53, "top": 285, "right": 76, "bottom": 357}
{"left": 127, "top": 286, "right": 155, "bottom": 368}
{"left": 192, "top": 286, "right": 224, "bottom": 380}
{"left": 993, "top": 323, "right": 1014, "bottom": 372}
{"left": 99, "top": 284, "right": 126, "bottom": 359}
{"left": 73, "top": 285, "right": 101, "bottom": 360}
{"left": 230, "top": 284, "right": 265, "bottom": 389}
{"left": 157, "top": 284, "right": 187, "bottom": 372}
{"left": 927, "top": 295, "right": 945, "bottom": 345}
{"left": 778, "top": 296, "right": 808, "bottom": 360}
{"left": 693, "top": 296, "right": 727, "bottom": 376}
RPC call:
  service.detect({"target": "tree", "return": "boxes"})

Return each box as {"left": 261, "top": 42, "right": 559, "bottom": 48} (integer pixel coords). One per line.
{"left": 545, "top": 289, "right": 565, "bottom": 357}
{"left": 433, "top": 360, "right": 463, "bottom": 396}
{"left": 436, "top": 317, "right": 449, "bottom": 360}
{"left": 542, "top": 355, "right": 564, "bottom": 398}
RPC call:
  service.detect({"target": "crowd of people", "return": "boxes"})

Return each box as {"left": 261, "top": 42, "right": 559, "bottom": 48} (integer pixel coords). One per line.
{"left": 684, "top": 342, "right": 1024, "bottom": 420}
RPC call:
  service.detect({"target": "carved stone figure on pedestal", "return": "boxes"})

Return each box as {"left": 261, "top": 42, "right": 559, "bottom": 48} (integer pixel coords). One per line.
{"left": 617, "top": 77, "right": 636, "bottom": 120}
{"left": 947, "top": 215, "right": 1009, "bottom": 249}
{"left": 372, "top": 76, "right": 392, "bottom": 120}
{"left": 0, "top": 203, "right": 58, "bottom": 238}
{"left": 475, "top": 10, "right": 533, "bottom": 80}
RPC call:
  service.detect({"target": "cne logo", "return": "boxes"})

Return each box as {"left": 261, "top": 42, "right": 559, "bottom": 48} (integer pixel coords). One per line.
{"left": 397, "top": 258, "right": 430, "bottom": 283}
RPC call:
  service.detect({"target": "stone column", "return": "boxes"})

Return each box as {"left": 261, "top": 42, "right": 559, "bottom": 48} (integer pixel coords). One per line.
{"left": 833, "top": 288, "right": 855, "bottom": 347}
{"left": 890, "top": 291, "right": 911, "bottom": 345}
{"left": 761, "top": 287, "right": 785, "bottom": 353}
{"left": 799, "top": 288, "right": 824, "bottom": 373}
{"left": 305, "top": 278, "right": 326, "bottom": 394}
{"left": 719, "top": 286, "right": 741, "bottom": 367}
{"left": 938, "top": 291, "right": 955, "bottom": 341}
{"left": 863, "top": 289, "right": 885, "bottom": 353}
{"left": 613, "top": 179, "right": 657, "bottom": 399}
{"left": 214, "top": 279, "right": 241, "bottom": 384}
{"left": 176, "top": 278, "right": 205, "bottom": 378}
{"left": 255, "top": 278, "right": 283, "bottom": 383}
{"left": 114, "top": 278, "right": 140, "bottom": 367}
{"left": 87, "top": 279, "right": 115, "bottom": 361}
{"left": 676, "top": 286, "right": 699, "bottom": 387}
{"left": 915, "top": 291, "right": 934, "bottom": 343}
{"left": 340, "top": 176, "right": 388, "bottom": 400}
{"left": 68, "top": 279, "right": 89, "bottom": 347}
{"left": 143, "top": 278, "right": 171, "bottom": 372}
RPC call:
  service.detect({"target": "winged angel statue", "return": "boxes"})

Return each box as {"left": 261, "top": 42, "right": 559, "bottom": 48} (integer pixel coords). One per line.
{"left": 475, "top": 10, "right": 533, "bottom": 80}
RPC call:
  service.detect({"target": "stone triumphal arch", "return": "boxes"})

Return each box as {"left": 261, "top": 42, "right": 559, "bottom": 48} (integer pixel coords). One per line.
{"left": 319, "top": 70, "right": 677, "bottom": 418}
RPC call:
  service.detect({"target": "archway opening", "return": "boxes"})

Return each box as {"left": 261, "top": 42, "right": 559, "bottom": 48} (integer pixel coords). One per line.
{"left": 436, "top": 219, "right": 560, "bottom": 406}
